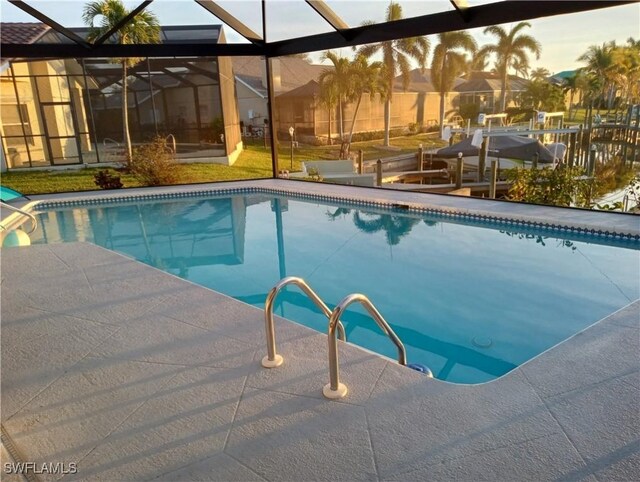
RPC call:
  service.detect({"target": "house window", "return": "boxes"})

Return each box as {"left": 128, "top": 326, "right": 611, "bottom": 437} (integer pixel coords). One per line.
{"left": 1, "top": 104, "right": 33, "bottom": 145}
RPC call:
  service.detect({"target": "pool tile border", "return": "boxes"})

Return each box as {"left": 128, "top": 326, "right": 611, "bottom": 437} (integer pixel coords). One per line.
{"left": 32, "top": 185, "right": 640, "bottom": 242}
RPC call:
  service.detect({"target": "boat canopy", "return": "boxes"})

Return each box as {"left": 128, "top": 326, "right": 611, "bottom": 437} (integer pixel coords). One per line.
{"left": 436, "top": 135, "right": 556, "bottom": 163}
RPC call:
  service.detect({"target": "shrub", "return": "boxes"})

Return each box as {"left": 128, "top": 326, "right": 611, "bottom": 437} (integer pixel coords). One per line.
{"left": 506, "top": 166, "right": 593, "bottom": 207}
{"left": 93, "top": 169, "right": 123, "bottom": 189}
{"left": 129, "top": 136, "right": 177, "bottom": 186}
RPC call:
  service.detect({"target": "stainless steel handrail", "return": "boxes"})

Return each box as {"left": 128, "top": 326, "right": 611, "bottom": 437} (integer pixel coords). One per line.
{"left": 324, "top": 293, "right": 407, "bottom": 399}
{"left": 0, "top": 201, "right": 37, "bottom": 235}
{"left": 262, "top": 276, "right": 346, "bottom": 368}
{"left": 166, "top": 134, "right": 177, "bottom": 154}
{"left": 103, "top": 138, "right": 121, "bottom": 148}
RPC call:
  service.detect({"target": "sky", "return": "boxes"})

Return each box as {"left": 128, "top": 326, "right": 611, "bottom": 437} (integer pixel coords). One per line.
{"left": 1, "top": 0, "right": 639, "bottom": 74}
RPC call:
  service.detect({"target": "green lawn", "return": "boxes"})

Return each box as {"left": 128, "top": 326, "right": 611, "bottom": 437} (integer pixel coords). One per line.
{"left": 2, "top": 133, "right": 445, "bottom": 196}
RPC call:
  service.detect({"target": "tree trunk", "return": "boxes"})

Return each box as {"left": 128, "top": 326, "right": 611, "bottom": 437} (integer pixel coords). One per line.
{"left": 568, "top": 90, "right": 575, "bottom": 120}
{"left": 327, "top": 106, "right": 332, "bottom": 145}
{"left": 383, "top": 98, "right": 390, "bottom": 147}
{"left": 122, "top": 62, "right": 132, "bottom": 165}
{"left": 344, "top": 95, "right": 363, "bottom": 157}
{"left": 500, "top": 66, "right": 508, "bottom": 112}
{"left": 439, "top": 92, "right": 446, "bottom": 138}
{"left": 338, "top": 98, "right": 344, "bottom": 141}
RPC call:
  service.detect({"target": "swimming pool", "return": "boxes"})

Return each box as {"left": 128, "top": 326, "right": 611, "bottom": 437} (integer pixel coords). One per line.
{"left": 31, "top": 190, "right": 639, "bottom": 384}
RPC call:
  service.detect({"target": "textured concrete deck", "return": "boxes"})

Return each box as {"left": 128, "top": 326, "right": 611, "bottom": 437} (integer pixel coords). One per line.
{"left": 1, "top": 243, "right": 639, "bottom": 481}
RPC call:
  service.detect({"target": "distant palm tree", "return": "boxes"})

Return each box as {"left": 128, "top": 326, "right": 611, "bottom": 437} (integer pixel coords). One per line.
{"left": 478, "top": 22, "right": 541, "bottom": 112}
{"left": 562, "top": 71, "right": 584, "bottom": 120}
{"left": 83, "top": 0, "right": 160, "bottom": 164}
{"left": 343, "top": 55, "right": 383, "bottom": 156}
{"left": 470, "top": 50, "right": 489, "bottom": 72}
{"left": 318, "top": 51, "right": 352, "bottom": 142}
{"left": 317, "top": 80, "right": 338, "bottom": 145}
{"left": 627, "top": 37, "right": 640, "bottom": 49}
{"left": 431, "top": 31, "right": 476, "bottom": 136}
{"left": 357, "top": 2, "right": 429, "bottom": 146}
{"left": 577, "top": 42, "right": 615, "bottom": 112}
{"left": 530, "top": 67, "right": 550, "bottom": 82}
{"left": 610, "top": 42, "right": 640, "bottom": 108}
{"left": 511, "top": 58, "right": 530, "bottom": 79}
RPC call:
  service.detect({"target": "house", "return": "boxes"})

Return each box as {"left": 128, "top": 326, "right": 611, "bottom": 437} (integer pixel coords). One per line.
{"left": 549, "top": 70, "right": 584, "bottom": 110}
{"left": 1, "top": 23, "right": 242, "bottom": 171}
{"left": 454, "top": 71, "right": 530, "bottom": 113}
{"left": 275, "top": 68, "right": 464, "bottom": 144}
{"left": 232, "top": 56, "right": 326, "bottom": 134}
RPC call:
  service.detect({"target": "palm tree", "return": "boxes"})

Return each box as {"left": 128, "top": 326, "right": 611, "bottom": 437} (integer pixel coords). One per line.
{"left": 83, "top": 0, "right": 160, "bottom": 164}
{"left": 318, "top": 51, "right": 352, "bottom": 142}
{"left": 610, "top": 43, "right": 640, "bottom": 109}
{"left": 562, "top": 71, "right": 584, "bottom": 120}
{"left": 431, "top": 31, "right": 476, "bottom": 136}
{"left": 343, "top": 55, "right": 383, "bottom": 157}
{"left": 357, "top": 2, "right": 429, "bottom": 146}
{"left": 317, "top": 80, "right": 338, "bottom": 145}
{"left": 530, "top": 67, "right": 550, "bottom": 82}
{"left": 511, "top": 58, "right": 530, "bottom": 79}
{"left": 470, "top": 50, "right": 489, "bottom": 72}
{"left": 577, "top": 42, "right": 615, "bottom": 112}
{"left": 478, "top": 22, "right": 541, "bottom": 112}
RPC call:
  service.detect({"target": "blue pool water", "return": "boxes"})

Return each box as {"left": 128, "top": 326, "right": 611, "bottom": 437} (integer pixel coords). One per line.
{"left": 32, "top": 193, "right": 639, "bottom": 384}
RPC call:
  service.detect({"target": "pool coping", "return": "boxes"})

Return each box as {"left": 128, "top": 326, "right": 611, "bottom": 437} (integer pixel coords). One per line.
{"left": 3, "top": 179, "right": 639, "bottom": 240}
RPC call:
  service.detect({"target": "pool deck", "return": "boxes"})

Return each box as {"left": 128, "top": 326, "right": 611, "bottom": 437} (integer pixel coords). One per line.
{"left": 1, "top": 243, "right": 640, "bottom": 481}
{"left": 1, "top": 240, "right": 638, "bottom": 481}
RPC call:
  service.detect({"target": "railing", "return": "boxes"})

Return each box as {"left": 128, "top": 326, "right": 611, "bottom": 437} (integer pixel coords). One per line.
{"left": 102, "top": 138, "right": 121, "bottom": 149}
{"left": 166, "top": 134, "right": 177, "bottom": 154}
{"left": 262, "top": 276, "right": 346, "bottom": 368}
{"left": 0, "top": 201, "right": 37, "bottom": 235}
{"left": 324, "top": 293, "right": 406, "bottom": 399}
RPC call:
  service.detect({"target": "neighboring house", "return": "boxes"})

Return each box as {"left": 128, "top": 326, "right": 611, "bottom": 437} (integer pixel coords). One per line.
{"left": 232, "top": 56, "right": 326, "bottom": 133}
{"left": 454, "top": 71, "right": 530, "bottom": 113}
{"left": 275, "top": 68, "right": 464, "bottom": 143}
{"left": 549, "top": 70, "right": 584, "bottom": 110}
{"left": 1, "top": 23, "right": 242, "bottom": 171}
{"left": 0, "top": 23, "right": 92, "bottom": 170}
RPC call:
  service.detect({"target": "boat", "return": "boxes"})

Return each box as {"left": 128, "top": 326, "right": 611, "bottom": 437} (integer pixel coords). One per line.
{"left": 435, "top": 135, "right": 562, "bottom": 170}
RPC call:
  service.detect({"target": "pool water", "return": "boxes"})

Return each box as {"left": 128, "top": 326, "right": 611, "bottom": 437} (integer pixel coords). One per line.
{"left": 32, "top": 194, "right": 640, "bottom": 384}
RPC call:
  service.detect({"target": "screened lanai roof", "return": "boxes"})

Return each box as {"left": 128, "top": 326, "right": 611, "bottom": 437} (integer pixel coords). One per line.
{"left": 1, "top": 0, "right": 634, "bottom": 59}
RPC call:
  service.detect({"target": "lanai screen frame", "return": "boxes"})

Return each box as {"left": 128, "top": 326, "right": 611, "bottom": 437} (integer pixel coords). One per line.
{"left": 2, "top": 0, "right": 637, "bottom": 178}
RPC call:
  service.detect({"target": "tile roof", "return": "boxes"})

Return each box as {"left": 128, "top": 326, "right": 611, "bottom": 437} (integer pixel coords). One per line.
{"left": 393, "top": 68, "right": 464, "bottom": 93}
{"left": 455, "top": 71, "right": 529, "bottom": 93}
{"left": 1, "top": 22, "right": 50, "bottom": 45}
{"left": 232, "top": 56, "right": 327, "bottom": 95}
{"left": 277, "top": 80, "right": 320, "bottom": 98}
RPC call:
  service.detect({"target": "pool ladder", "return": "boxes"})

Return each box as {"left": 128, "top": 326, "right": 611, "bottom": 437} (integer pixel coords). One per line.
{"left": 0, "top": 201, "right": 38, "bottom": 236}
{"left": 263, "top": 276, "right": 407, "bottom": 399}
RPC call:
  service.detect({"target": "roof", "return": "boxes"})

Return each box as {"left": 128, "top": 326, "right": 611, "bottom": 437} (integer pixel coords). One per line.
{"left": 548, "top": 69, "right": 578, "bottom": 86}
{"left": 0, "top": 22, "right": 50, "bottom": 44}
{"left": 551, "top": 70, "right": 577, "bottom": 80}
{"left": 393, "top": 68, "right": 464, "bottom": 93}
{"left": 277, "top": 80, "right": 320, "bottom": 98}
{"left": 455, "top": 71, "right": 529, "bottom": 93}
{"left": 232, "top": 56, "right": 327, "bottom": 95}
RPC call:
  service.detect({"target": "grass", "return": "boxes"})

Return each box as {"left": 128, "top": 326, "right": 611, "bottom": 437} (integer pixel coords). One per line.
{"left": 2, "top": 133, "right": 446, "bottom": 195}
